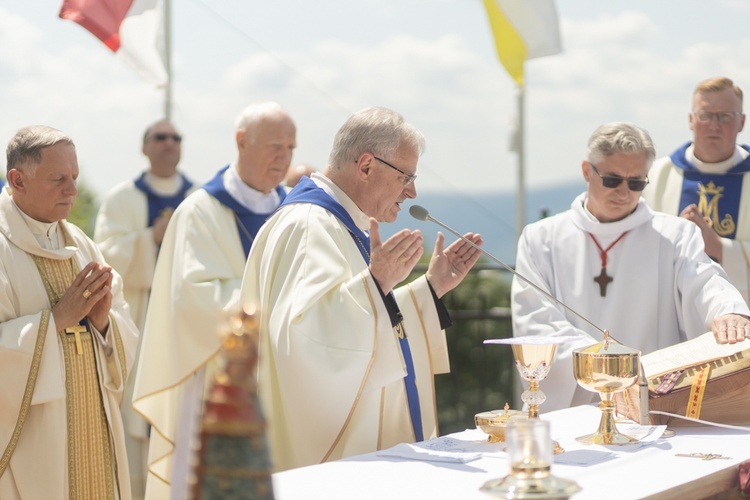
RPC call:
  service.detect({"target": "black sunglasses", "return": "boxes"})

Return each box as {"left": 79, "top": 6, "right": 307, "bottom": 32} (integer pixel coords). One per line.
{"left": 590, "top": 164, "right": 649, "bottom": 192}
{"left": 151, "top": 133, "right": 182, "bottom": 143}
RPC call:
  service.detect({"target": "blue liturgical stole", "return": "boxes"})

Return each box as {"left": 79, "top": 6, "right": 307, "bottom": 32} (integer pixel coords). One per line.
{"left": 134, "top": 172, "right": 194, "bottom": 227}
{"left": 280, "top": 176, "right": 424, "bottom": 442}
{"left": 202, "top": 166, "right": 287, "bottom": 258}
{"left": 669, "top": 142, "right": 750, "bottom": 239}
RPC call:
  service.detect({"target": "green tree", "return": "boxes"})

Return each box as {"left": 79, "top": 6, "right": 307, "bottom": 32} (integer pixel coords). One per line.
{"left": 67, "top": 176, "right": 99, "bottom": 237}
{"left": 407, "top": 260, "right": 517, "bottom": 435}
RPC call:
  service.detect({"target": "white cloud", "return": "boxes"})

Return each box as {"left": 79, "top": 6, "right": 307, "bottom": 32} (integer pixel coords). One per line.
{"left": 3, "top": 2, "right": 750, "bottom": 205}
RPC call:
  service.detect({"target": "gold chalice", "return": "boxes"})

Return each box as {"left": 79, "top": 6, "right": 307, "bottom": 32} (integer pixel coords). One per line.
{"left": 573, "top": 332, "right": 641, "bottom": 445}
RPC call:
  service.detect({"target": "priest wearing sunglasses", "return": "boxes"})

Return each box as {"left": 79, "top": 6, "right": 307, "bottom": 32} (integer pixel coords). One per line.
{"left": 511, "top": 121, "right": 750, "bottom": 411}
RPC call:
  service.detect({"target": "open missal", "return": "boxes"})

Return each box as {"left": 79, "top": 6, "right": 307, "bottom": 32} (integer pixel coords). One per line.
{"left": 615, "top": 332, "right": 750, "bottom": 426}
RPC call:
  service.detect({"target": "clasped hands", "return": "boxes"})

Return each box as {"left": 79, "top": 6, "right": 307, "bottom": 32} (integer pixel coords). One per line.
{"left": 52, "top": 262, "right": 113, "bottom": 335}
{"left": 368, "top": 218, "right": 483, "bottom": 296}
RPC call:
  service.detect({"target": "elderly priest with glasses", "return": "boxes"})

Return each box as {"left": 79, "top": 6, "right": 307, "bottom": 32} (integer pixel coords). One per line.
{"left": 239, "top": 106, "right": 483, "bottom": 472}
{"left": 511, "top": 121, "right": 750, "bottom": 412}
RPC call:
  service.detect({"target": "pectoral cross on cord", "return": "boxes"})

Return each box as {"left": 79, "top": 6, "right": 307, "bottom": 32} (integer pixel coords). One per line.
{"left": 589, "top": 231, "right": 628, "bottom": 297}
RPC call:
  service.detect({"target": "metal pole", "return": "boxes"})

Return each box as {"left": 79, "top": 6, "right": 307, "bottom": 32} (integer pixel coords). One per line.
{"left": 163, "top": 0, "right": 172, "bottom": 120}
{"left": 516, "top": 84, "right": 526, "bottom": 242}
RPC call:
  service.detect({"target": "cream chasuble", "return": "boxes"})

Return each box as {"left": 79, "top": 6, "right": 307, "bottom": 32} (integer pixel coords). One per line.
{"left": 95, "top": 173, "right": 196, "bottom": 498}
{"left": 644, "top": 146, "right": 750, "bottom": 304}
{"left": 133, "top": 177, "right": 282, "bottom": 500}
{"left": 512, "top": 193, "right": 749, "bottom": 411}
{"left": 0, "top": 188, "right": 138, "bottom": 500}
{"left": 239, "top": 173, "right": 450, "bottom": 472}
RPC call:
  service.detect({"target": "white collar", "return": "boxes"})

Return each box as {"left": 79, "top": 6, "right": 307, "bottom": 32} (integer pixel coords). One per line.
{"left": 685, "top": 144, "right": 749, "bottom": 174}
{"left": 310, "top": 172, "right": 371, "bottom": 233}
{"left": 13, "top": 199, "right": 62, "bottom": 250}
{"left": 143, "top": 171, "right": 184, "bottom": 196}
{"left": 224, "top": 164, "right": 280, "bottom": 213}
{"left": 569, "top": 192, "right": 653, "bottom": 238}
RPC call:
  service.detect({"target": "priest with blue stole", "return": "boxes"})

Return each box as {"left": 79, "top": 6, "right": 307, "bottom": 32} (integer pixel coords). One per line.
{"left": 94, "top": 119, "right": 195, "bottom": 498}
{"left": 240, "top": 106, "right": 483, "bottom": 472}
{"left": 133, "top": 102, "right": 296, "bottom": 499}
{"left": 644, "top": 76, "right": 750, "bottom": 304}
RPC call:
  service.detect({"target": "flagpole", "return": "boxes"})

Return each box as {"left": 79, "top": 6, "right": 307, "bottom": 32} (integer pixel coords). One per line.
{"left": 163, "top": 0, "right": 172, "bottom": 120}
{"left": 516, "top": 84, "right": 526, "bottom": 242}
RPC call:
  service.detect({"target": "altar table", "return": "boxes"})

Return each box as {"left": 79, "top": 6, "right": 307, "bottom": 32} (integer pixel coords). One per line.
{"left": 272, "top": 405, "right": 750, "bottom": 499}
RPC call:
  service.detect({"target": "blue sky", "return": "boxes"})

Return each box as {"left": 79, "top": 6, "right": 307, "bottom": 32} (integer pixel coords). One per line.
{"left": 2, "top": 0, "right": 750, "bottom": 205}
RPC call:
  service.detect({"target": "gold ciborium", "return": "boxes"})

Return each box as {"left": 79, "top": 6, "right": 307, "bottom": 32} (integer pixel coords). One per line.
{"left": 573, "top": 332, "right": 640, "bottom": 445}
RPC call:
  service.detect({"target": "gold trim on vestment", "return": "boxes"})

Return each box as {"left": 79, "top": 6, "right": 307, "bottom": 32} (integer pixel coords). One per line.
{"left": 320, "top": 272, "right": 380, "bottom": 464}
{"left": 407, "top": 283, "right": 440, "bottom": 437}
{"left": 33, "top": 255, "right": 117, "bottom": 499}
{"left": 0, "top": 309, "right": 51, "bottom": 477}
{"left": 132, "top": 346, "right": 224, "bottom": 487}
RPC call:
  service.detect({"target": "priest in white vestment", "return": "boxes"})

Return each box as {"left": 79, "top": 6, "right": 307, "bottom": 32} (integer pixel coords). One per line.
{"left": 240, "top": 106, "right": 483, "bottom": 472}
{"left": 94, "top": 119, "right": 195, "bottom": 499}
{"left": 132, "top": 102, "right": 297, "bottom": 499}
{"left": 0, "top": 126, "right": 138, "bottom": 499}
{"left": 512, "top": 122, "right": 750, "bottom": 411}
{"left": 643, "top": 76, "right": 750, "bottom": 304}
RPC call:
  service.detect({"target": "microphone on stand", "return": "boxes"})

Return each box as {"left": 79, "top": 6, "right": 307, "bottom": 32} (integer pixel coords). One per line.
{"left": 409, "top": 204, "right": 651, "bottom": 425}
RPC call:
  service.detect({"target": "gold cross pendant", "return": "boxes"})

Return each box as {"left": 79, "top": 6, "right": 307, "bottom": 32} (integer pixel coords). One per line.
{"left": 675, "top": 453, "right": 731, "bottom": 461}
{"left": 64, "top": 324, "right": 87, "bottom": 355}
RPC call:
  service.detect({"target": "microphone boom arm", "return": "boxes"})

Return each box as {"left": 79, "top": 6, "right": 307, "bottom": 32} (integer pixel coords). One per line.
{"left": 410, "top": 204, "right": 651, "bottom": 425}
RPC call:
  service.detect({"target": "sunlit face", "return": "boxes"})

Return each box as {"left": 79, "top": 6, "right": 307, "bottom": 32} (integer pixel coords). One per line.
{"left": 142, "top": 121, "right": 182, "bottom": 175}
{"left": 690, "top": 89, "right": 745, "bottom": 163}
{"left": 583, "top": 152, "right": 649, "bottom": 223}
{"left": 366, "top": 145, "right": 418, "bottom": 223}
{"left": 9, "top": 142, "right": 79, "bottom": 223}
{"left": 237, "top": 114, "right": 297, "bottom": 193}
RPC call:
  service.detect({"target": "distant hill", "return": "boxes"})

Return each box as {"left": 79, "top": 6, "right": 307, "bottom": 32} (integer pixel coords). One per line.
{"left": 383, "top": 181, "right": 585, "bottom": 264}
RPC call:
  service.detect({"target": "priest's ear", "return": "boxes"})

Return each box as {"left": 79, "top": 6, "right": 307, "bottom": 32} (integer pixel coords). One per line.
{"left": 354, "top": 153, "right": 375, "bottom": 180}
{"left": 581, "top": 161, "right": 592, "bottom": 183}
{"left": 6, "top": 169, "right": 27, "bottom": 193}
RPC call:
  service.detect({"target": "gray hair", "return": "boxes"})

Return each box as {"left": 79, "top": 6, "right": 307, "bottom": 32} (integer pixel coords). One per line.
{"left": 585, "top": 122, "right": 655, "bottom": 165}
{"left": 7, "top": 125, "right": 75, "bottom": 176}
{"left": 235, "top": 101, "right": 290, "bottom": 142}
{"left": 328, "top": 106, "right": 425, "bottom": 169}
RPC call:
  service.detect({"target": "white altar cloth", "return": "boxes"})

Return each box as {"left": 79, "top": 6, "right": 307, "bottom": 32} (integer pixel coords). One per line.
{"left": 272, "top": 405, "right": 750, "bottom": 499}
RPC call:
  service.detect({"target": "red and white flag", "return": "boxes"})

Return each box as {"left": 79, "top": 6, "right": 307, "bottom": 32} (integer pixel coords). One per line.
{"left": 59, "top": 0, "right": 167, "bottom": 87}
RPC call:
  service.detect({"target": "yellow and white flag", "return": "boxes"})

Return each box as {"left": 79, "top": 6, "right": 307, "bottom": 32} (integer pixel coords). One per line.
{"left": 482, "top": 0, "right": 562, "bottom": 86}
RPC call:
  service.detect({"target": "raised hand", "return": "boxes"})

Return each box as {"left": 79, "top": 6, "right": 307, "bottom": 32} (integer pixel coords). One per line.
{"left": 425, "top": 231, "right": 483, "bottom": 298}
{"left": 368, "top": 217, "right": 424, "bottom": 293}
{"left": 680, "top": 203, "right": 722, "bottom": 262}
